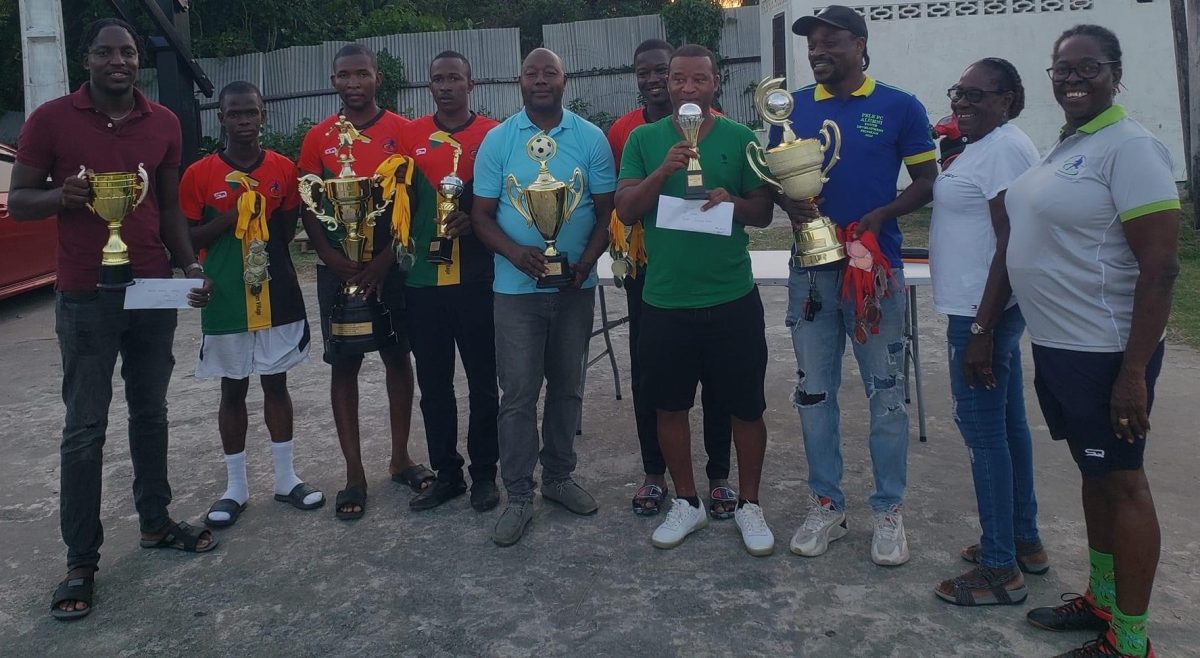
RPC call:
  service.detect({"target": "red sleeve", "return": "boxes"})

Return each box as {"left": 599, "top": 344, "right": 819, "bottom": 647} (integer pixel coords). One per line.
{"left": 179, "top": 158, "right": 206, "bottom": 222}
{"left": 281, "top": 157, "right": 301, "bottom": 211}
{"left": 298, "top": 125, "right": 323, "bottom": 175}
{"left": 15, "top": 104, "right": 56, "bottom": 171}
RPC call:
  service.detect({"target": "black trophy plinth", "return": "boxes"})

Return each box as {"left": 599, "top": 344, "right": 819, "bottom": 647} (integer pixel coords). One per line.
{"left": 329, "top": 290, "right": 379, "bottom": 357}
{"left": 97, "top": 262, "right": 134, "bottom": 290}
{"left": 537, "top": 253, "right": 573, "bottom": 289}
{"left": 427, "top": 236, "right": 454, "bottom": 265}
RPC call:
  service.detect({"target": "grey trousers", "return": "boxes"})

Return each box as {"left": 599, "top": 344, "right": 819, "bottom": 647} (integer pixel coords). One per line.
{"left": 493, "top": 288, "right": 595, "bottom": 499}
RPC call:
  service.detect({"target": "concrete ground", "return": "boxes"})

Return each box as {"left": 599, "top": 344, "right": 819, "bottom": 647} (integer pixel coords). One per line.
{"left": 0, "top": 281, "right": 1197, "bottom": 657}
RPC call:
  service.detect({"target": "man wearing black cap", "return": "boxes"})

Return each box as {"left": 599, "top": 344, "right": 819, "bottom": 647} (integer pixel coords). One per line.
{"left": 771, "top": 5, "right": 937, "bottom": 567}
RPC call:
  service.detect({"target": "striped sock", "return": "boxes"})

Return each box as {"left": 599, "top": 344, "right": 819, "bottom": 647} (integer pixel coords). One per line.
{"left": 1111, "top": 607, "right": 1149, "bottom": 657}
{"left": 1088, "top": 547, "right": 1116, "bottom": 613}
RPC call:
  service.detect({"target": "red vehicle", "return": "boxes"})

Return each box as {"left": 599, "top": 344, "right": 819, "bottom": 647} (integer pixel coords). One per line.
{"left": 0, "top": 143, "right": 58, "bottom": 299}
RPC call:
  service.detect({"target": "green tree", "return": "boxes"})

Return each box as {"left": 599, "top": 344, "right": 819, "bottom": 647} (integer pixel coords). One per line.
{"left": 660, "top": 0, "right": 725, "bottom": 55}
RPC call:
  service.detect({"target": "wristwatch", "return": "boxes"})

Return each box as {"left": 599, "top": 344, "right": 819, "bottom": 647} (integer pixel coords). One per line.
{"left": 185, "top": 262, "right": 205, "bottom": 276}
{"left": 969, "top": 322, "right": 992, "bottom": 336}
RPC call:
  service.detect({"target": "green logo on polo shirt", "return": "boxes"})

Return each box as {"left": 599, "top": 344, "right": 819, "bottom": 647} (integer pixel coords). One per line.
{"left": 858, "top": 112, "right": 884, "bottom": 138}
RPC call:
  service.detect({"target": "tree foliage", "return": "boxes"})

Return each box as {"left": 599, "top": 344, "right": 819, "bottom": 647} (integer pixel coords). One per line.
{"left": 660, "top": 0, "right": 725, "bottom": 56}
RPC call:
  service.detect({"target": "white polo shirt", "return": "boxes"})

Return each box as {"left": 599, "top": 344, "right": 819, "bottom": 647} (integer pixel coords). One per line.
{"left": 1005, "top": 105, "right": 1180, "bottom": 352}
{"left": 930, "top": 122, "right": 1039, "bottom": 316}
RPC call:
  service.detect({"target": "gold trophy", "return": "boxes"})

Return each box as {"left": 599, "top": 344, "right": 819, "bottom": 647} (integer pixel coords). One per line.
{"left": 676, "top": 102, "right": 707, "bottom": 200}
{"left": 428, "top": 130, "right": 463, "bottom": 265}
{"left": 298, "top": 116, "right": 395, "bottom": 355}
{"left": 506, "top": 133, "right": 585, "bottom": 289}
{"left": 79, "top": 163, "right": 149, "bottom": 289}
{"left": 746, "top": 77, "right": 846, "bottom": 268}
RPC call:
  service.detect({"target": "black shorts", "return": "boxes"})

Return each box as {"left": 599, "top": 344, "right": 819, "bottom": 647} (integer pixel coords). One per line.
{"left": 1032, "top": 342, "right": 1165, "bottom": 476}
{"left": 316, "top": 264, "right": 410, "bottom": 366}
{"left": 637, "top": 287, "right": 768, "bottom": 421}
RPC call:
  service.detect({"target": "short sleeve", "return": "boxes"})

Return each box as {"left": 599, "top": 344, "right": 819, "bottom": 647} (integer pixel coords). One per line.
{"left": 472, "top": 128, "right": 504, "bottom": 199}
{"left": 587, "top": 128, "right": 618, "bottom": 195}
{"left": 899, "top": 94, "right": 937, "bottom": 166}
{"left": 619, "top": 127, "right": 648, "bottom": 181}
{"left": 281, "top": 158, "right": 301, "bottom": 211}
{"left": 297, "top": 125, "right": 323, "bottom": 175}
{"left": 977, "top": 133, "right": 1039, "bottom": 200}
{"left": 178, "top": 160, "right": 205, "bottom": 222}
{"left": 160, "top": 112, "right": 182, "bottom": 170}
{"left": 1110, "top": 136, "right": 1181, "bottom": 222}
{"left": 15, "top": 105, "right": 55, "bottom": 171}
{"left": 606, "top": 120, "right": 625, "bottom": 169}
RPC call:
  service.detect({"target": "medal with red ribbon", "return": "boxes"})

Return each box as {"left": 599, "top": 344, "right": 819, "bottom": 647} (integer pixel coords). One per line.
{"left": 840, "top": 222, "right": 893, "bottom": 345}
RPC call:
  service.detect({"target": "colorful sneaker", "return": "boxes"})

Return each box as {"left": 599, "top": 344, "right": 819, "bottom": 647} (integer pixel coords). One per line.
{"left": 734, "top": 503, "right": 775, "bottom": 556}
{"left": 1051, "top": 630, "right": 1155, "bottom": 657}
{"left": 1028, "top": 593, "right": 1112, "bottom": 633}
{"left": 651, "top": 498, "right": 708, "bottom": 549}
{"left": 789, "top": 494, "right": 847, "bottom": 557}
{"left": 871, "top": 505, "right": 910, "bottom": 566}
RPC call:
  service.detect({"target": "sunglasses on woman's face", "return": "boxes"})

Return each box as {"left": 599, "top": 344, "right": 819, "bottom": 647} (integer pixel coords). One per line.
{"left": 1046, "top": 59, "right": 1118, "bottom": 83}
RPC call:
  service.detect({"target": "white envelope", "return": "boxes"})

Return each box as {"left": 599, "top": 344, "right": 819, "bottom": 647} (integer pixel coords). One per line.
{"left": 123, "top": 278, "right": 196, "bottom": 310}
{"left": 656, "top": 195, "right": 733, "bottom": 237}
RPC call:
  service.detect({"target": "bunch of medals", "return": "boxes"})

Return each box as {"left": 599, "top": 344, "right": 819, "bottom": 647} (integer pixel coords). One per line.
{"left": 244, "top": 239, "right": 270, "bottom": 296}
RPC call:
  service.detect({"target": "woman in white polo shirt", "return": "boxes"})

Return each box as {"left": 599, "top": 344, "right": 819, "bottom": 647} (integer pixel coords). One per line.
{"left": 1006, "top": 25, "right": 1181, "bottom": 658}
{"left": 930, "top": 58, "right": 1045, "bottom": 608}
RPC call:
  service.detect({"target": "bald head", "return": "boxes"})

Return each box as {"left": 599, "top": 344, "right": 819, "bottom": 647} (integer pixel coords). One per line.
{"left": 520, "top": 48, "right": 567, "bottom": 114}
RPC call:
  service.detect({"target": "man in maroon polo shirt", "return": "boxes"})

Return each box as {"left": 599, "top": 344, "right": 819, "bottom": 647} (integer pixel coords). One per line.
{"left": 9, "top": 18, "right": 215, "bottom": 621}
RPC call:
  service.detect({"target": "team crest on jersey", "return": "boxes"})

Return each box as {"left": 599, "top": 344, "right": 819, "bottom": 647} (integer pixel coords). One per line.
{"left": 267, "top": 180, "right": 283, "bottom": 197}
{"left": 1058, "top": 155, "right": 1086, "bottom": 178}
{"left": 383, "top": 138, "right": 398, "bottom": 154}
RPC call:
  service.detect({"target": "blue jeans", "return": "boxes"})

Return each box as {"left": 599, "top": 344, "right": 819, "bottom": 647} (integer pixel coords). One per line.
{"left": 947, "top": 306, "right": 1040, "bottom": 569}
{"left": 493, "top": 289, "right": 595, "bottom": 499}
{"left": 55, "top": 291, "right": 178, "bottom": 570}
{"left": 786, "top": 268, "right": 908, "bottom": 513}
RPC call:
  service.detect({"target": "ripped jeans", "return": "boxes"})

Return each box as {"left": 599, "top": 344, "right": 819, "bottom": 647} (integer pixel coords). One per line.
{"left": 785, "top": 267, "right": 908, "bottom": 513}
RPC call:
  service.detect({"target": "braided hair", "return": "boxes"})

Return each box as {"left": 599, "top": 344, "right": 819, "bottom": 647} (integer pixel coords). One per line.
{"left": 1053, "top": 24, "right": 1122, "bottom": 66}
{"left": 975, "top": 57, "right": 1025, "bottom": 120}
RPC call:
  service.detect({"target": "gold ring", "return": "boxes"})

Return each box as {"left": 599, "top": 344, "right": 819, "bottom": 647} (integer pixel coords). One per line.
{"left": 1118, "top": 417, "right": 1130, "bottom": 427}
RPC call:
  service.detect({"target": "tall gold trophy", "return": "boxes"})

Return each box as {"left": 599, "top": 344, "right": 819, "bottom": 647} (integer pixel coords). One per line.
{"left": 428, "top": 130, "right": 463, "bottom": 265}
{"left": 506, "top": 133, "right": 585, "bottom": 289}
{"left": 298, "top": 116, "right": 395, "bottom": 355}
{"left": 746, "top": 77, "right": 846, "bottom": 268}
{"left": 676, "top": 102, "right": 707, "bottom": 200}
{"left": 79, "top": 163, "right": 149, "bottom": 289}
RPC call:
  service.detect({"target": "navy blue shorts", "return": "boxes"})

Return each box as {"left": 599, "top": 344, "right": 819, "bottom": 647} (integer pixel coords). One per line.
{"left": 1031, "top": 342, "right": 1164, "bottom": 476}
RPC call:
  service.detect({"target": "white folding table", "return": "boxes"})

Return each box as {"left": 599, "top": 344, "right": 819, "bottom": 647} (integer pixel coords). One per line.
{"left": 589, "top": 252, "right": 931, "bottom": 441}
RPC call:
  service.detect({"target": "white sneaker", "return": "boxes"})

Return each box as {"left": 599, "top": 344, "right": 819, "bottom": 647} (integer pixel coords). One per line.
{"left": 734, "top": 503, "right": 775, "bottom": 556}
{"left": 871, "top": 505, "right": 910, "bottom": 566}
{"left": 789, "top": 494, "right": 848, "bottom": 557}
{"left": 651, "top": 498, "right": 708, "bottom": 549}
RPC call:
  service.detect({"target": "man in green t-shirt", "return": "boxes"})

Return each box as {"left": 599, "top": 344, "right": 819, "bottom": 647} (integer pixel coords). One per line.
{"left": 614, "top": 44, "right": 776, "bottom": 557}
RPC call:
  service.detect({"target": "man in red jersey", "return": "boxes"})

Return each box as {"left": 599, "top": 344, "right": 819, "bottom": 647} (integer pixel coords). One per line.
{"left": 399, "top": 51, "right": 501, "bottom": 513}
{"left": 299, "top": 44, "right": 428, "bottom": 520}
{"left": 608, "top": 39, "right": 734, "bottom": 520}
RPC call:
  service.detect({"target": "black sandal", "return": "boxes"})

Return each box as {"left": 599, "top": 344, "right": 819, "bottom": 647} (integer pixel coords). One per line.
{"left": 204, "top": 498, "right": 247, "bottom": 528}
{"left": 631, "top": 484, "right": 668, "bottom": 516}
{"left": 140, "top": 521, "right": 218, "bottom": 553}
{"left": 708, "top": 486, "right": 738, "bottom": 520}
{"left": 274, "top": 483, "right": 325, "bottom": 511}
{"left": 934, "top": 566, "right": 1027, "bottom": 606}
{"left": 335, "top": 486, "right": 367, "bottom": 521}
{"left": 392, "top": 464, "right": 436, "bottom": 493}
{"left": 50, "top": 572, "right": 95, "bottom": 621}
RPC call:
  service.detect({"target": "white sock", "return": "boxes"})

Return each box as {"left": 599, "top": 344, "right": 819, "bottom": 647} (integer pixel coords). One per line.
{"left": 208, "top": 451, "right": 249, "bottom": 523}
{"left": 272, "top": 440, "right": 319, "bottom": 504}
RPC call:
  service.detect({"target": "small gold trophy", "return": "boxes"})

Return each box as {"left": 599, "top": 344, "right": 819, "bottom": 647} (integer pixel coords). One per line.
{"left": 676, "top": 102, "right": 707, "bottom": 200}
{"left": 428, "top": 130, "right": 463, "bottom": 265}
{"left": 506, "top": 133, "right": 585, "bottom": 289}
{"left": 746, "top": 77, "right": 846, "bottom": 268}
{"left": 298, "top": 116, "right": 395, "bottom": 355}
{"left": 79, "top": 163, "right": 149, "bottom": 289}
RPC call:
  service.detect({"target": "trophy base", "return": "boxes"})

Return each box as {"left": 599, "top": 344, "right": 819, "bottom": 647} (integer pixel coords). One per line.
{"left": 328, "top": 291, "right": 380, "bottom": 357}
{"left": 793, "top": 215, "right": 847, "bottom": 269}
{"left": 426, "top": 237, "right": 454, "bottom": 265}
{"left": 536, "top": 254, "right": 573, "bottom": 289}
{"left": 683, "top": 186, "right": 707, "bottom": 201}
{"left": 97, "top": 263, "right": 134, "bottom": 290}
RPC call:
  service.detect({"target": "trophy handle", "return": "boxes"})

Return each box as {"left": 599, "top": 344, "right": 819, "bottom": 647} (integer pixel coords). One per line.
{"left": 819, "top": 120, "right": 841, "bottom": 181}
{"left": 563, "top": 168, "right": 586, "bottom": 221}
{"left": 132, "top": 163, "right": 150, "bottom": 209}
{"left": 77, "top": 166, "right": 98, "bottom": 216}
{"left": 505, "top": 175, "right": 535, "bottom": 227}
{"left": 745, "top": 143, "right": 784, "bottom": 193}
{"left": 298, "top": 174, "right": 339, "bottom": 232}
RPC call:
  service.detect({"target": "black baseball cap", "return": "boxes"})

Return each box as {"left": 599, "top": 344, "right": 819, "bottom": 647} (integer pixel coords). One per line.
{"left": 792, "top": 5, "right": 868, "bottom": 39}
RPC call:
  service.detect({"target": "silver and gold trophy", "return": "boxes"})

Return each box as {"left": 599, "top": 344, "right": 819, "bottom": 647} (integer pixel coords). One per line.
{"left": 746, "top": 77, "right": 846, "bottom": 268}
{"left": 298, "top": 116, "right": 395, "bottom": 355}
{"left": 505, "top": 133, "right": 585, "bottom": 289}
{"left": 79, "top": 163, "right": 149, "bottom": 289}
{"left": 428, "top": 130, "right": 463, "bottom": 265}
{"left": 676, "top": 102, "right": 707, "bottom": 200}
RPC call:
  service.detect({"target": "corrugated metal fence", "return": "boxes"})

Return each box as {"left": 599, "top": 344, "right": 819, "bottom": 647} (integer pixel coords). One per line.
{"left": 137, "top": 8, "right": 762, "bottom": 140}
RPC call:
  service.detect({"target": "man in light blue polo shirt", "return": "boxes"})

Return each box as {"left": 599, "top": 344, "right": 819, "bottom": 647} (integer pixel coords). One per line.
{"left": 471, "top": 47, "right": 616, "bottom": 546}
{"left": 770, "top": 5, "right": 937, "bottom": 567}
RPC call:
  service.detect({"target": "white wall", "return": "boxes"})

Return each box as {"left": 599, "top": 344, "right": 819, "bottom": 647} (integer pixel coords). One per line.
{"left": 764, "top": 0, "right": 1187, "bottom": 179}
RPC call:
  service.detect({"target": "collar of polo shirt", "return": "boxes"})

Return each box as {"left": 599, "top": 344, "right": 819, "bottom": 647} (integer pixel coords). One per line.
{"left": 814, "top": 75, "right": 877, "bottom": 102}
{"left": 1059, "top": 104, "right": 1127, "bottom": 141}
{"left": 515, "top": 107, "right": 571, "bottom": 135}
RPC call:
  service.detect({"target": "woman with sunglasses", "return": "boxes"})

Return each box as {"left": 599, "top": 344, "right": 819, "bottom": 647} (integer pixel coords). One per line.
{"left": 1006, "top": 25, "right": 1181, "bottom": 658}
{"left": 929, "top": 58, "right": 1044, "bottom": 608}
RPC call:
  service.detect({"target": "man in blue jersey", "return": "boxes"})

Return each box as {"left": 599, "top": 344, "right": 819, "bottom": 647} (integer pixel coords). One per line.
{"left": 771, "top": 5, "right": 937, "bottom": 567}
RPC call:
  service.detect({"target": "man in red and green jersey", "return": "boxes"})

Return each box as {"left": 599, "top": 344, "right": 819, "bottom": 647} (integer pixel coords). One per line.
{"left": 608, "top": 39, "right": 734, "bottom": 521}
{"left": 298, "top": 43, "right": 428, "bottom": 521}
{"left": 398, "top": 51, "right": 501, "bottom": 513}
{"left": 183, "top": 81, "right": 324, "bottom": 529}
